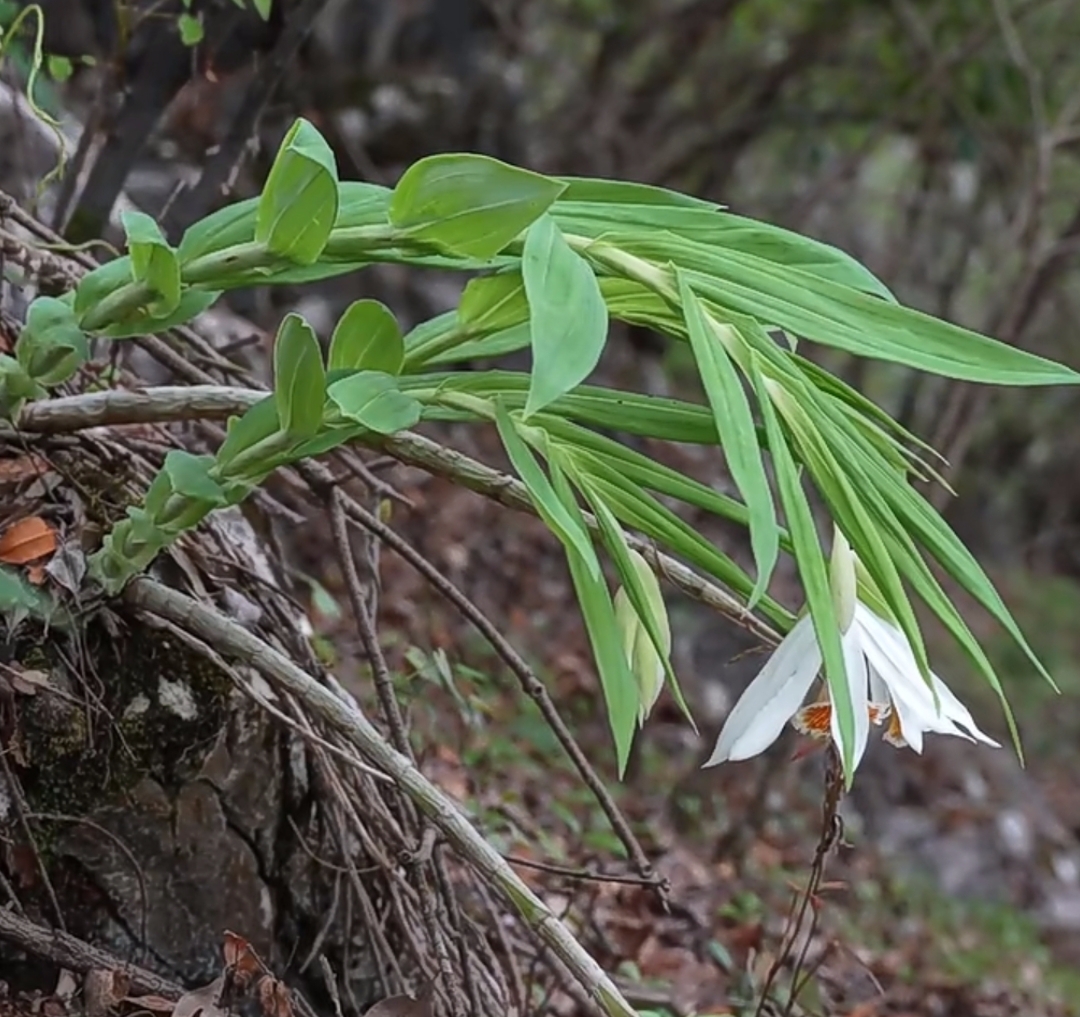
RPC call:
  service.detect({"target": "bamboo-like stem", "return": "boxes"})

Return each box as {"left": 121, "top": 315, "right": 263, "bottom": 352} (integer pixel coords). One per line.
{"left": 125, "top": 578, "right": 637, "bottom": 1017}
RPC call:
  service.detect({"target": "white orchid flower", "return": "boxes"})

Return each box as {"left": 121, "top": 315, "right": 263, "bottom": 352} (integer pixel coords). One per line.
{"left": 704, "top": 530, "right": 998, "bottom": 772}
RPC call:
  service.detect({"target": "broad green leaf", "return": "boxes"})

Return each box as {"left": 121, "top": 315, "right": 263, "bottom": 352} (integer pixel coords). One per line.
{"left": 179, "top": 181, "right": 390, "bottom": 263}
{"left": 328, "top": 300, "right": 404, "bottom": 375}
{"left": 678, "top": 272, "right": 777, "bottom": 606}
{"left": 163, "top": 450, "right": 226, "bottom": 503}
{"left": 326, "top": 372, "right": 422, "bottom": 433}
{"left": 121, "top": 210, "right": 181, "bottom": 315}
{"left": 74, "top": 259, "right": 132, "bottom": 319}
{"left": 215, "top": 396, "right": 278, "bottom": 469}
{"left": 523, "top": 215, "right": 609, "bottom": 417}
{"left": 548, "top": 460, "right": 638, "bottom": 774}
{"left": 389, "top": 153, "right": 566, "bottom": 259}
{"left": 599, "top": 277, "right": 683, "bottom": 334}
{"left": 256, "top": 118, "right": 339, "bottom": 265}
{"left": 17, "top": 296, "right": 88, "bottom": 385}
{"left": 754, "top": 366, "right": 855, "bottom": 781}
{"left": 273, "top": 313, "right": 326, "bottom": 437}
{"left": 458, "top": 271, "right": 529, "bottom": 333}
{"left": 178, "top": 12, "right": 203, "bottom": 44}
{"left": 493, "top": 403, "right": 600, "bottom": 579}
{"left": 100, "top": 289, "right": 221, "bottom": 339}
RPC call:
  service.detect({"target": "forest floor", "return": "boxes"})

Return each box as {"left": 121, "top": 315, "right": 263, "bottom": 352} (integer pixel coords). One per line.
{"left": 295, "top": 421, "right": 1080, "bottom": 1017}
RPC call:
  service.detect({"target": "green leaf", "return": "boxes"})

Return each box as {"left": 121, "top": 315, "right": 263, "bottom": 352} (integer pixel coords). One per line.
{"left": 458, "top": 271, "right": 530, "bottom": 333}
{"left": 711, "top": 213, "right": 896, "bottom": 302}
{"left": 424, "top": 369, "right": 730, "bottom": 443}
{"left": 17, "top": 296, "right": 88, "bottom": 385}
{"left": 493, "top": 403, "right": 601, "bottom": 579}
{"left": 256, "top": 118, "right": 339, "bottom": 265}
{"left": 555, "top": 177, "right": 720, "bottom": 210}
{"left": 328, "top": 299, "right": 404, "bottom": 375}
{"left": 74, "top": 259, "right": 132, "bottom": 319}
{"left": 216, "top": 396, "right": 278, "bottom": 467}
{"left": 100, "top": 289, "right": 220, "bottom": 339}
{"left": 177, "top": 12, "right": 203, "bottom": 44}
{"left": 179, "top": 182, "right": 390, "bottom": 263}
{"left": 754, "top": 367, "right": 855, "bottom": 782}
{"left": 678, "top": 273, "right": 778, "bottom": 607}
{"left": 775, "top": 379, "right": 929, "bottom": 684}
{"left": 577, "top": 476, "right": 693, "bottom": 728}
{"left": 681, "top": 254, "right": 1080, "bottom": 386}
{"left": 46, "top": 55, "right": 73, "bottom": 81}
{"left": 538, "top": 415, "right": 761, "bottom": 533}
{"left": 570, "top": 451, "right": 793, "bottom": 629}
{"left": 389, "top": 153, "right": 566, "bottom": 259}
{"left": 252, "top": 0, "right": 271, "bottom": 19}
{"left": 163, "top": 450, "right": 226, "bottom": 504}
{"left": 425, "top": 323, "right": 532, "bottom": 366}
{"left": 548, "top": 460, "right": 638, "bottom": 775}
{"left": 121, "top": 210, "right": 181, "bottom": 316}
{"left": 522, "top": 215, "right": 609, "bottom": 417}
{"left": 326, "top": 372, "right": 422, "bottom": 433}
{"left": 273, "top": 313, "right": 326, "bottom": 437}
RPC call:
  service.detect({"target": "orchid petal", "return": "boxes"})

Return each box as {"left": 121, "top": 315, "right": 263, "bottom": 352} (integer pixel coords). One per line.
{"left": 705, "top": 616, "right": 821, "bottom": 765}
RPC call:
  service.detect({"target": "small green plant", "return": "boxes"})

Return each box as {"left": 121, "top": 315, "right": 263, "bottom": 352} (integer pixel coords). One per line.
{"left": 5, "top": 115, "right": 1077, "bottom": 785}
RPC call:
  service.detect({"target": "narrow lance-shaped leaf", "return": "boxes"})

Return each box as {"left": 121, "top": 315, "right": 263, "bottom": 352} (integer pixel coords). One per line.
{"left": 256, "top": 118, "right": 339, "bottom": 265}
{"left": 329, "top": 300, "right": 404, "bottom": 375}
{"left": 548, "top": 459, "right": 639, "bottom": 775}
{"left": 678, "top": 272, "right": 778, "bottom": 606}
{"left": 273, "top": 314, "right": 326, "bottom": 438}
{"left": 814, "top": 405, "right": 1025, "bottom": 753}
{"left": 574, "top": 467, "right": 694, "bottom": 729}
{"left": 572, "top": 451, "right": 795, "bottom": 629}
{"left": 390, "top": 153, "right": 567, "bottom": 259}
{"left": 754, "top": 364, "right": 855, "bottom": 782}
{"left": 523, "top": 216, "right": 609, "bottom": 417}
{"left": 774, "top": 379, "right": 931, "bottom": 687}
{"left": 493, "top": 404, "right": 601, "bottom": 579}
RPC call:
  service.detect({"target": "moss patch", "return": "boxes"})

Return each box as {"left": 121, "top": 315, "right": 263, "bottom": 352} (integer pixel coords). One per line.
{"left": 13, "top": 614, "right": 233, "bottom": 820}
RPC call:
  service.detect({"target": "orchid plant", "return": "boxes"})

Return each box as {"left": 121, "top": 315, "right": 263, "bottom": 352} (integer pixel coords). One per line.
{"left": 2, "top": 117, "right": 1076, "bottom": 787}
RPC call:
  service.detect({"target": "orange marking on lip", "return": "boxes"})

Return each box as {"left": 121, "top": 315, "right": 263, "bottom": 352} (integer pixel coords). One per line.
{"left": 793, "top": 703, "right": 832, "bottom": 738}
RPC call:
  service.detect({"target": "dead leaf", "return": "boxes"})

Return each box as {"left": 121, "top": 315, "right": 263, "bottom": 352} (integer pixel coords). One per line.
{"left": 0, "top": 517, "right": 57, "bottom": 565}
{"left": 173, "top": 978, "right": 225, "bottom": 1017}
{"left": 54, "top": 969, "right": 77, "bottom": 1002}
{"left": 361, "top": 982, "right": 436, "bottom": 1017}
{"left": 122, "top": 996, "right": 177, "bottom": 1013}
{"left": 256, "top": 978, "right": 293, "bottom": 1017}
{"left": 9, "top": 669, "right": 52, "bottom": 696}
{"left": 0, "top": 455, "right": 50, "bottom": 487}
{"left": 223, "top": 931, "right": 267, "bottom": 978}
{"left": 44, "top": 541, "right": 87, "bottom": 595}
{"left": 84, "top": 968, "right": 130, "bottom": 1017}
